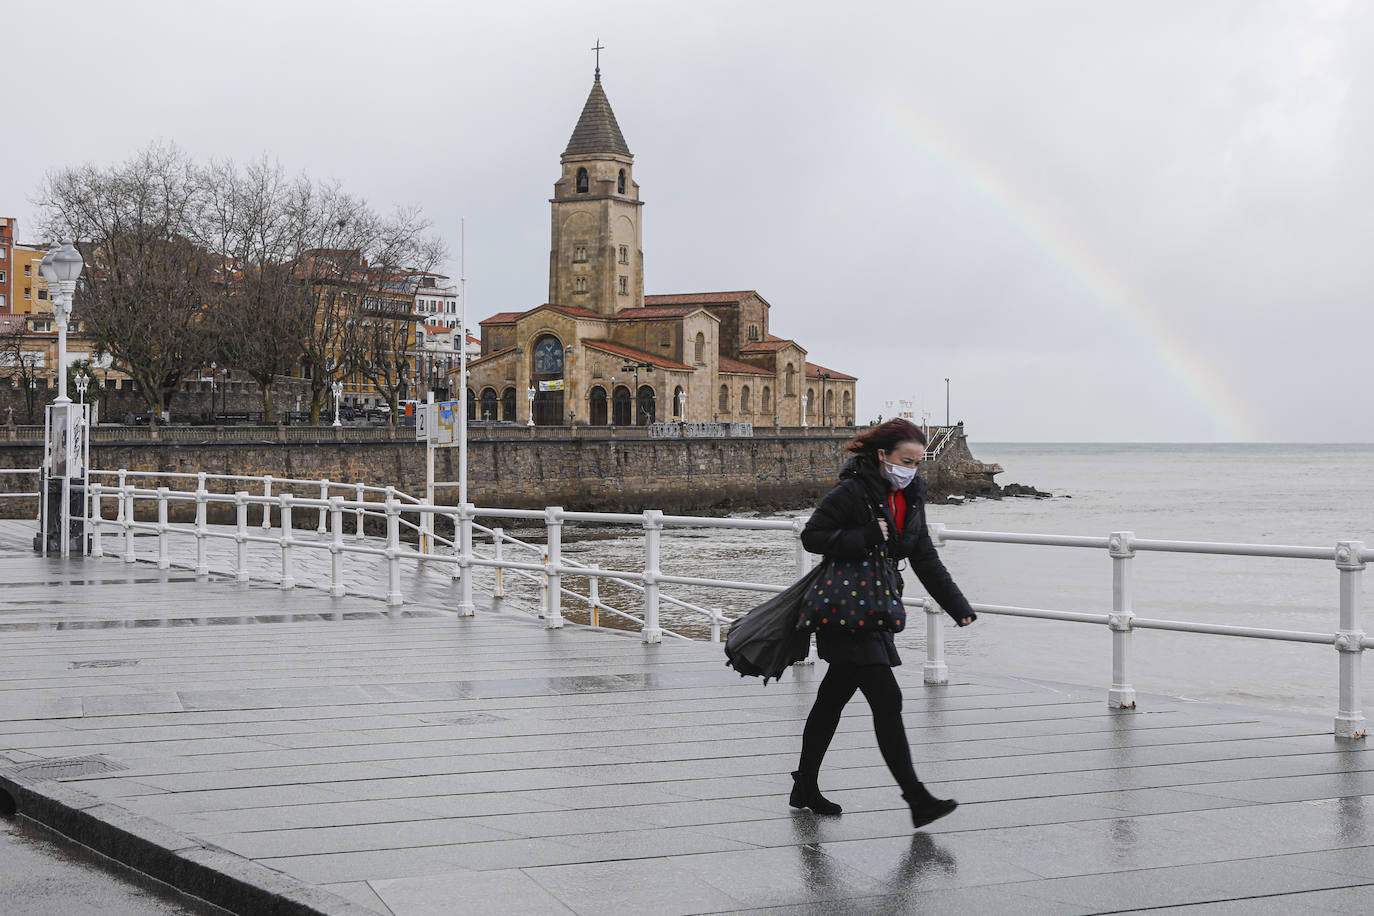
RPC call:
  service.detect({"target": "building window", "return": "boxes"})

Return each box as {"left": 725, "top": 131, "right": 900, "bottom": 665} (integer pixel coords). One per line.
{"left": 618, "top": 276, "right": 628, "bottom": 295}
{"left": 574, "top": 245, "right": 587, "bottom": 262}
{"left": 590, "top": 386, "right": 608, "bottom": 425}
{"left": 0, "top": 271, "right": 6, "bottom": 282}
{"left": 501, "top": 387, "right": 516, "bottom": 421}
{"left": 618, "top": 245, "right": 628, "bottom": 264}
{"left": 740, "top": 385, "right": 751, "bottom": 413}
{"left": 532, "top": 335, "right": 565, "bottom": 374}
{"left": 672, "top": 385, "right": 684, "bottom": 418}
{"left": 694, "top": 332, "right": 706, "bottom": 364}
{"left": 748, "top": 324, "right": 759, "bottom": 341}
{"left": 575, "top": 277, "right": 587, "bottom": 292}
{"left": 24, "top": 264, "right": 31, "bottom": 276}
{"left": 38, "top": 289, "right": 47, "bottom": 300}
{"left": 479, "top": 388, "right": 498, "bottom": 421}
{"left": 718, "top": 385, "right": 730, "bottom": 413}
{"left": 761, "top": 386, "right": 771, "bottom": 413}
{"left": 806, "top": 388, "right": 816, "bottom": 420}
{"left": 617, "top": 169, "right": 626, "bottom": 194}
{"left": 659, "top": 327, "right": 671, "bottom": 347}
{"left": 23, "top": 286, "right": 30, "bottom": 299}
{"left": 576, "top": 167, "right": 589, "bottom": 193}
{"left": 785, "top": 363, "right": 796, "bottom": 395}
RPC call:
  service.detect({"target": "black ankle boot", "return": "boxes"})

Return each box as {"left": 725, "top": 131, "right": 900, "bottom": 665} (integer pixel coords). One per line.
{"left": 790, "top": 771, "right": 842, "bottom": 815}
{"left": 902, "top": 784, "right": 957, "bottom": 829}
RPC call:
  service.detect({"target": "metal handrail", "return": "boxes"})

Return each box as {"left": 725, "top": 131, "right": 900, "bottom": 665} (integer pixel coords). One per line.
{"left": 73, "top": 467, "right": 1374, "bottom": 738}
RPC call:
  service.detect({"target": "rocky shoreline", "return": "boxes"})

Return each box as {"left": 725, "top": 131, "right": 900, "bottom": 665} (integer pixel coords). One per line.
{"left": 920, "top": 431, "right": 1054, "bottom": 504}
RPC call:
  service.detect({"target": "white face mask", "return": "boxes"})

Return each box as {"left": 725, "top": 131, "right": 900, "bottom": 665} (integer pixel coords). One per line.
{"left": 881, "top": 460, "right": 917, "bottom": 490}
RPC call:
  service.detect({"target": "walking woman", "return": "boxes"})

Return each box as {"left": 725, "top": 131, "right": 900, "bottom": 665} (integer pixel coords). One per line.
{"left": 792, "top": 418, "right": 977, "bottom": 828}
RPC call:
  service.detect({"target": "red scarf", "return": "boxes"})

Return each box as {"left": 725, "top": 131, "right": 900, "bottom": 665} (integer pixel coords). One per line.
{"left": 888, "top": 488, "right": 907, "bottom": 535}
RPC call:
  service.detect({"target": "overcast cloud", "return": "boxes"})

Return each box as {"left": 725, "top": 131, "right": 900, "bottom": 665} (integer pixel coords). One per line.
{"left": 4, "top": 0, "right": 1369, "bottom": 441}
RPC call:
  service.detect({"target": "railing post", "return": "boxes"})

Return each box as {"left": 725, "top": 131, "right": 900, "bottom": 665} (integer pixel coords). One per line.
{"left": 589, "top": 563, "right": 601, "bottom": 628}
{"left": 923, "top": 597, "right": 949, "bottom": 684}
{"left": 260, "top": 475, "right": 273, "bottom": 530}
{"left": 89, "top": 483, "right": 104, "bottom": 558}
{"left": 122, "top": 484, "right": 136, "bottom": 564}
{"left": 792, "top": 516, "right": 816, "bottom": 663}
{"left": 1334, "top": 540, "right": 1367, "bottom": 739}
{"left": 354, "top": 482, "right": 365, "bottom": 541}
{"left": 545, "top": 506, "right": 564, "bottom": 629}
{"left": 156, "top": 486, "right": 170, "bottom": 570}
{"left": 456, "top": 503, "right": 475, "bottom": 616}
{"left": 234, "top": 491, "right": 249, "bottom": 583}
{"left": 194, "top": 472, "right": 209, "bottom": 577}
{"left": 1108, "top": 530, "right": 1137, "bottom": 709}
{"left": 278, "top": 493, "right": 295, "bottom": 589}
{"left": 329, "top": 496, "right": 346, "bottom": 598}
{"left": 317, "top": 479, "right": 329, "bottom": 534}
{"left": 492, "top": 526, "right": 505, "bottom": 599}
{"left": 385, "top": 489, "right": 402, "bottom": 607}
{"left": 928, "top": 522, "right": 947, "bottom": 547}
{"left": 642, "top": 509, "right": 663, "bottom": 644}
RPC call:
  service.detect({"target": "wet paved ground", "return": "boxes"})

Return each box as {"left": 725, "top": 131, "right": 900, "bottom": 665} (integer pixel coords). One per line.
{"left": 2, "top": 520, "right": 1374, "bottom": 914}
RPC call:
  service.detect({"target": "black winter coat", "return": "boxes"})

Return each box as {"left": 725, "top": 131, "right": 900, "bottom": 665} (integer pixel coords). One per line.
{"left": 801, "top": 455, "right": 976, "bottom": 666}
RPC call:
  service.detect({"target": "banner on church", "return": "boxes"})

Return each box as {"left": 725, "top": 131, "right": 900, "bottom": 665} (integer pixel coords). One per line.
{"left": 538, "top": 379, "right": 565, "bottom": 392}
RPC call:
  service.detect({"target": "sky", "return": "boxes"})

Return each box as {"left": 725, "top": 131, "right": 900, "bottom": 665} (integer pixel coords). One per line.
{"left": 3, "top": 0, "right": 1370, "bottom": 442}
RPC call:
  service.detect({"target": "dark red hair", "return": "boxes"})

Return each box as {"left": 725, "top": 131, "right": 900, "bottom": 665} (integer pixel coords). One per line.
{"left": 845, "top": 418, "right": 928, "bottom": 457}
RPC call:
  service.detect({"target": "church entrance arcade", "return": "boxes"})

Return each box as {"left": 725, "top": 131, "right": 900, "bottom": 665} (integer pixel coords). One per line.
{"left": 531, "top": 335, "right": 567, "bottom": 426}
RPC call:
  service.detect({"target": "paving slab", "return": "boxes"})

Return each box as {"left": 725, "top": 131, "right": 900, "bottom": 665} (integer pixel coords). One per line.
{"left": 1, "top": 519, "right": 1373, "bottom": 915}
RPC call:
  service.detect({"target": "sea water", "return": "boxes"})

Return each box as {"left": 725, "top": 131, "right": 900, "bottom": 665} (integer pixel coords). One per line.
{"left": 541, "top": 444, "right": 1374, "bottom": 717}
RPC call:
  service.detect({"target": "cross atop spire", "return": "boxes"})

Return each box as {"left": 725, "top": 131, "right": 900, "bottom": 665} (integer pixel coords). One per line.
{"left": 592, "top": 39, "right": 604, "bottom": 80}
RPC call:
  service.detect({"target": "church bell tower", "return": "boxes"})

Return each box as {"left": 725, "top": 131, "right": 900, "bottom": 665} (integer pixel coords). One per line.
{"left": 549, "top": 66, "right": 644, "bottom": 316}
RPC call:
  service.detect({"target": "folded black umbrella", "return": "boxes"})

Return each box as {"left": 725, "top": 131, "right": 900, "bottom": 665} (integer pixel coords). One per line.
{"left": 724, "top": 565, "right": 824, "bottom": 684}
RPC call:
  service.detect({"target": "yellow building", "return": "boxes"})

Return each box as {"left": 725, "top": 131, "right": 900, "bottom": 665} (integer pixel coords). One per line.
{"left": 10, "top": 243, "right": 49, "bottom": 315}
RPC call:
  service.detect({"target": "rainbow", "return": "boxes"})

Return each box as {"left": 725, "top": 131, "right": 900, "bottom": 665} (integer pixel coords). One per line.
{"left": 878, "top": 96, "right": 1264, "bottom": 441}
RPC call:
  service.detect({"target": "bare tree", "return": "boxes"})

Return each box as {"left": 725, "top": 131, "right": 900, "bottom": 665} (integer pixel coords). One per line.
{"left": 0, "top": 315, "right": 44, "bottom": 423}
{"left": 38, "top": 145, "right": 217, "bottom": 418}
{"left": 196, "top": 158, "right": 310, "bottom": 422}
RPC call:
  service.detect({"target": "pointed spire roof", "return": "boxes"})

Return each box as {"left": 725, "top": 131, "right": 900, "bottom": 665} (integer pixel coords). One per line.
{"left": 563, "top": 74, "right": 632, "bottom": 158}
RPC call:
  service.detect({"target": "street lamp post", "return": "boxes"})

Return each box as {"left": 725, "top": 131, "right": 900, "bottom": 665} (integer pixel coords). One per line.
{"left": 74, "top": 372, "right": 89, "bottom": 405}
{"left": 800, "top": 393, "right": 808, "bottom": 429}
{"left": 38, "top": 241, "right": 84, "bottom": 405}
{"left": 209, "top": 361, "right": 217, "bottom": 423}
{"left": 676, "top": 388, "right": 686, "bottom": 423}
{"left": 526, "top": 385, "right": 535, "bottom": 427}
{"left": 332, "top": 381, "right": 343, "bottom": 427}
{"left": 818, "top": 372, "right": 832, "bottom": 426}
{"left": 944, "top": 377, "right": 950, "bottom": 427}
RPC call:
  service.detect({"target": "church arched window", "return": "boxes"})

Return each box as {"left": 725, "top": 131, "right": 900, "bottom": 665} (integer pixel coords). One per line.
{"left": 785, "top": 363, "right": 796, "bottom": 395}
{"left": 532, "top": 335, "right": 564, "bottom": 375}
{"left": 719, "top": 385, "right": 730, "bottom": 413}
{"left": 806, "top": 387, "right": 815, "bottom": 420}
{"left": 480, "top": 387, "right": 498, "bottom": 421}
{"left": 672, "top": 386, "right": 684, "bottom": 418}
{"left": 842, "top": 390, "right": 852, "bottom": 423}
{"left": 740, "top": 385, "right": 751, "bottom": 413}
{"left": 501, "top": 387, "right": 516, "bottom": 422}
{"left": 618, "top": 169, "right": 626, "bottom": 194}
{"left": 694, "top": 332, "right": 706, "bottom": 365}
{"left": 575, "top": 277, "right": 587, "bottom": 292}
{"left": 761, "top": 386, "right": 771, "bottom": 413}
{"left": 576, "top": 168, "right": 589, "bottom": 193}
{"left": 590, "top": 386, "right": 608, "bottom": 425}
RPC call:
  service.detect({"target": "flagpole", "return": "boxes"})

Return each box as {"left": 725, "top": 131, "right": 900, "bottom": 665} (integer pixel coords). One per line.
{"left": 459, "top": 219, "right": 468, "bottom": 508}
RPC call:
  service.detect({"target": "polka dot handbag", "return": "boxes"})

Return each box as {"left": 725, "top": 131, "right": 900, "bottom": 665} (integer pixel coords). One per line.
{"left": 797, "top": 543, "right": 907, "bottom": 634}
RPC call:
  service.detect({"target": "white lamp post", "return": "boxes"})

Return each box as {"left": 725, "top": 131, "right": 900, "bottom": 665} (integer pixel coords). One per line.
{"left": 74, "top": 372, "right": 89, "bottom": 405}
{"left": 800, "top": 393, "right": 809, "bottom": 429}
{"left": 39, "top": 241, "right": 84, "bottom": 406}
{"left": 677, "top": 388, "right": 686, "bottom": 422}
{"left": 526, "top": 384, "right": 536, "bottom": 426}
{"left": 332, "top": 381, "right": 343, "bottom": 427}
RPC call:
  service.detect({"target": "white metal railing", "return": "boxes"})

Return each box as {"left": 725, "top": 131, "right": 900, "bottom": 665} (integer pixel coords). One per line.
{"left": 61, "top": 467, "right": 1374, "bottom": 739}
{"left": 0, "top": 468, "right": 42, "bottom": 501}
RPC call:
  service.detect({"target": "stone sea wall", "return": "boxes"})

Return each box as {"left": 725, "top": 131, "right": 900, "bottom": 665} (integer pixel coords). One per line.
{"left": 0, "top": 428, "right": 1017, "bottom": 522}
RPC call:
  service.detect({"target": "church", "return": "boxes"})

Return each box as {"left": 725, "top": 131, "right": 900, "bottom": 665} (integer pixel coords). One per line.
{"left": 464, "top": 68, "right": 857, "bottom": 429}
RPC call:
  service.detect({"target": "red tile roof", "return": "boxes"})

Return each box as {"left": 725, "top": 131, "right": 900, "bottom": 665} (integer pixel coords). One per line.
{"left": 740, "top": 338, "right": 801, "bottom": 353}
{"left": 479, "top": 303, "right": 607, "bottom": 325}
{"left": 612, "top": 305, "right": 714, "bottom": 320}
{"left": 644, "top": 291, "right": 761, "bottom": 306}
{"left": 806, "top": 362, "right": 856, "bottom": 381}
{"left": 421, "top": 323, "right": 451, "bottom": 334}
{"left": 717, "top": 356, "right": 773, "bottom": 376}
{"left": 581, "top": 340, "right": 695, "bottom": 372}
{"left": 466, "top": 346, "right": 516, "bottom": 367}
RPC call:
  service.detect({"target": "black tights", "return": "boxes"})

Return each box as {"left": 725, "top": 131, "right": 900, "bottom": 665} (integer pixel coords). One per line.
{"left": 798, "top": 663, "right": 921, "bottom": 794}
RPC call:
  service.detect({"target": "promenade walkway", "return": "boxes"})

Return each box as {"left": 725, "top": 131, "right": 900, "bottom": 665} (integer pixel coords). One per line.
{"left": 1, "top": 520, "right": 1373, "bottom": 914}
